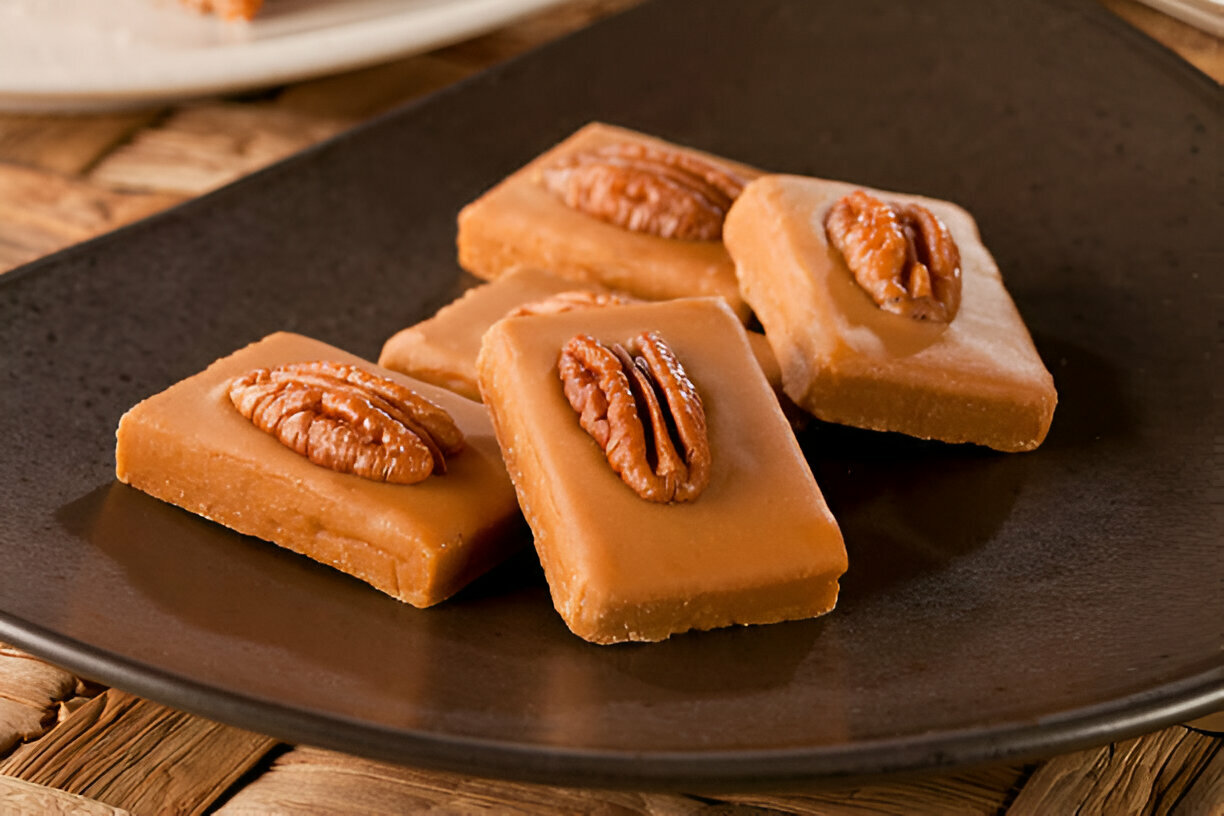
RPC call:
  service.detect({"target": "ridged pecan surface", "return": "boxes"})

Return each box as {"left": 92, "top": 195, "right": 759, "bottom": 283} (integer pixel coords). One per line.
{"left": 558, "top": 332, "right": 710, "bottom": 503}
{"left": 228, "top": 361, "right": 463, "bottom": 484}
{"left": 824, "top": 190, "right": 962, "bottom": 322}
{"left": 543, "top": 142, "right": 749, "bottom": 241}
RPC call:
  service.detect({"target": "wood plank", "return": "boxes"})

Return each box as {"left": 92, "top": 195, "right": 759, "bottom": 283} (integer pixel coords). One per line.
{"left": 0, "top": 644, "right": 88, "bottom": 757}
{"left": 1007, "top": 726, "right": 1222, "bottom": 815}
{"left": 0, "top": 163, "right": 183, "bottom": 274}
{"left": 0, "top": 110, "right": 163, "bottom": 176}
{"left": 436, "top": 0, "right": 647, "bottom": 69}
{"left": 88, "top": 103, "right": 348, "bottom": 196}
{"left": 0, "top": 689, "right": 278, "bottom": 816}
{"left": 1172, "top": 743, "right": 1224, "bottom": 816}
{"left": 215, "top": 745, "right": 706, "bottom": 815}
{"left": 0, "top": 776, "right": 130, "bottom": 816}
{"left": 717, "top": 763, "right": 1029, "bottom": 816}
{"left": 0, "top": 699, "right": 51, "bottom": 758}
{"left": 275, "top": 54, "right": 474, "bottom": 120}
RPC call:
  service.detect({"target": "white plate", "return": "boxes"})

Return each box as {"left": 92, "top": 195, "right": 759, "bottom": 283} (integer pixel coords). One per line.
{"left": 0, "top": 0, "right": 573, "bottom": 112}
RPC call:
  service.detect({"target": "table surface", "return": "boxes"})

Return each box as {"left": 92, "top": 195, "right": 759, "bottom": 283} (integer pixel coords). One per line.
{"left": 1, "top": 1, "right": 1221, "bottom": 813}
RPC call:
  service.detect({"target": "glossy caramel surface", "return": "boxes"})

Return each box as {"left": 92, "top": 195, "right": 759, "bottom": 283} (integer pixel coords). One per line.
{"left": 457, "top": 122, "right": 760, "bottom": 321}
{"left": 379, "top": 268, "right": 606, "bottom": 401}
{"left": 725, "top": 175, "right": 1057, "bottom": 451}
{"left": 116, "top": 332, "right": 523, "bottom": 607}
{"left": 477, "top": 298, "right": 845, "bottom": 643}
{"left": 380, "top": 267, "right": 786, "bottom": 404}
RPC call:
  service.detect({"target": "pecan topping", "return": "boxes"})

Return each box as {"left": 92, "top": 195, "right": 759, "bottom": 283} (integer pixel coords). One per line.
{"left": 228, "top": 361, "right": 464, "bottom": 484}
{"left": 506, "top": 290, "right": 634, "bottom": 318}
{"left": 543, "top": 142, "right": 749, "bottom": 241}
{"left": 824, "top": 190, "right": 962, "bottom": 322}
{"left": 558, "top": 332, "right": 710, "bottom": 503}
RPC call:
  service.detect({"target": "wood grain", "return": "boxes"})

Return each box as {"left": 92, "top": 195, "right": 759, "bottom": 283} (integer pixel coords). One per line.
{"left": 89, "top": 104, "right": 348, "bottom": 196}
{"left": 718, "top": 763, "right": 1030, "bottom": 816}
{"left": 0, "top": 645, "right": 92, "bottom": 757}
{"left": 0, "top": 689, "right": 278, "bottom": 816}
{"left": 1174, "top": 745, "right": 1224, "bottom": 816}
{"left": 0, "top": 110, "right": 163, "bottom": 176}
{"left": 215, "top": 746, "right": 705, "bottom": 815}
{"left": 435, "top": 0, "right": 647, "bottom": 70}
{"left": 0, "top": 776, "right": 131, "bottom": 816}
{"left": 0, "top": 163, "right": 182, "bottom": 273}
{"left": 1008, "top": 727, "right": 1223, "bottom": 815}
{"left": 275, "top": 54, "right": 475, "bottom": 121}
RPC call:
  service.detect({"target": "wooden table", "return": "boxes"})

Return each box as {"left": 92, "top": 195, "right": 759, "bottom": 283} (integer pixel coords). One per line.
{"left": 1, "top": 2, "right": 1220, "bottom": 813}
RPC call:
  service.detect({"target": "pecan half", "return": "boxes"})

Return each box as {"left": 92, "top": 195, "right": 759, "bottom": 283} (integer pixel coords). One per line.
{"left": 506, "top": 290, "right": 634, "bottom": 318}
{"left": 824, "top": 190, "right": 962, "bottom": 322}
{"left": 543, "top": 142, "right": 749, "bottom": 241}
{"left": 228, "top": 361, "right": 464, "bottom": 484}
{"left": 558, "top": 332, "right": 710, "bottom": 503}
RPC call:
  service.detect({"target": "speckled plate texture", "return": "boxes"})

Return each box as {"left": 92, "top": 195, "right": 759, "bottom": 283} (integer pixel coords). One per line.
{"left": 0, "top": 0, "right": 1220, "bottom": 790}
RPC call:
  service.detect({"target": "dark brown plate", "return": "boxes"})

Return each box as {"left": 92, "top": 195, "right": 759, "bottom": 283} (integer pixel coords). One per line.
{"left": 1, "top": 0, "right": 1220, "bottom": 789}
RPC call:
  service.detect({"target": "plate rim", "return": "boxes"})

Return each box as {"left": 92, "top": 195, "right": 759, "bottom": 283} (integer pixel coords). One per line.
{"left": 3, "top": 612, "right": 1221, "bottom": 788}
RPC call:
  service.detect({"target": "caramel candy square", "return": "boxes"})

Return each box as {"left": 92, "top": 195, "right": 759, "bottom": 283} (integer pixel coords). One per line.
{"left": 379, "top": 268, "right": 612, "bottom": 401}
{"left": 457, "top": 122, "right": 761, "bottom": 321}
{"left": 379, "top": 267, "right": 787, "bottom": 404}
{"left": 477, "top": 298, "right": 846, "bottom": 644}
{"left": 115, "top": 332, "right": 523, "bottom": 608}
{"left": 724, "top": 175, "right": 1057, "bottom": 452}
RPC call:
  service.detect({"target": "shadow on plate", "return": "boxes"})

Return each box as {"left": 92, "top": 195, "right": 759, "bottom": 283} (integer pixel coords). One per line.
{"left": 800, "top": 333, "right": 1132, "bottom": 610}
{"left": 55, "top": 483, "right": 821, "bottom": 714}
